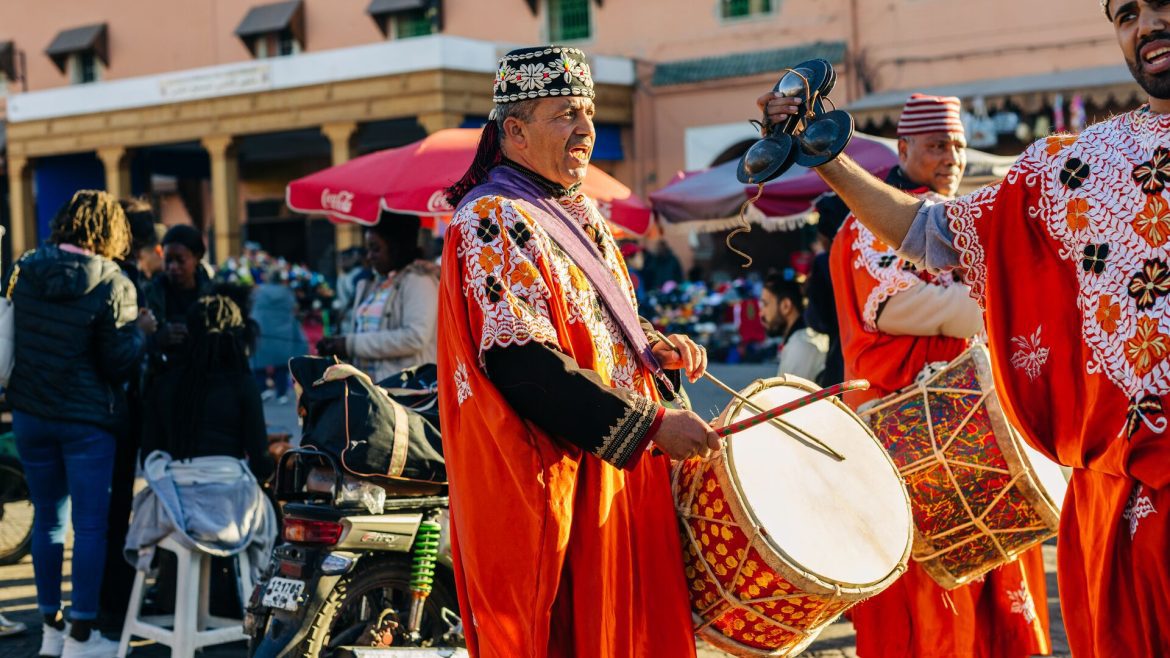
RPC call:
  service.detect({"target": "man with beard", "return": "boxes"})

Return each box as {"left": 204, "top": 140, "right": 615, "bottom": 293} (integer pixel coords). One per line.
{"left": 760, "top": 275, "right": 829, "bottom": 381}
{"left": 437, "top": 45, "right": 718, "bottom": 658}
{"left": 828, "top": 95, "right": 1051, "bottom": 658}
{"left": 758, "top": 1, "right": 1170, "bottom": 654}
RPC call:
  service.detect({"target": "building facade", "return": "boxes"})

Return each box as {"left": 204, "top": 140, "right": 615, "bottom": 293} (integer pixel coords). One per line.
{"left": 0, "top": 0, "right": 1134, "bottom": 266}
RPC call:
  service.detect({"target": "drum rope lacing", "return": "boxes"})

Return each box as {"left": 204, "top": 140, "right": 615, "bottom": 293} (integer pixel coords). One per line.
{"left": 862, "top": 369, "right": 1048, "bottom": 570}
{"left": 678, "top": 455, "right": 843, "bottom": 644}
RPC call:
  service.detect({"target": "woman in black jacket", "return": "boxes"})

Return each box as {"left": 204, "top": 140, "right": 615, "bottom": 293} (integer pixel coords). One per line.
{"left": 8, "top": 190, "right": 154, "bottom": 656}
{"left": 142, "top": 294, "right": 273, "bottom": 481}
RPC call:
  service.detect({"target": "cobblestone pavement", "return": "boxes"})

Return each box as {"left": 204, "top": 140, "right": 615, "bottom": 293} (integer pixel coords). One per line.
{"left": 0, "top": 366, "right": 1070, "bottom": 656}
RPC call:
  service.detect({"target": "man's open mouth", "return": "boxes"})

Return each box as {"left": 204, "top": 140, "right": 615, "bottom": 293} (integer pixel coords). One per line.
{"left": 568, "top": 144, "right": 592, "bottom": 162}
{"left": 1141, "top": 41, "right": 1170, "bottom": 72}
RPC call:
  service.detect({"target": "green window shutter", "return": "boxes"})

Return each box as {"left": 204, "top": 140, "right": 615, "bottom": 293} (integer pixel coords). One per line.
{"left": 722, "top": 0, "right": 750, "bottom": 18}
{"left": 549, "top": 0, "right": 591, "bottom": 41}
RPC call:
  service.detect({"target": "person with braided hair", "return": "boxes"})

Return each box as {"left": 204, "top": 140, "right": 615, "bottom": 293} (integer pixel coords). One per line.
{"left": 8, "top": 190, "right": 154, "bottom": 657}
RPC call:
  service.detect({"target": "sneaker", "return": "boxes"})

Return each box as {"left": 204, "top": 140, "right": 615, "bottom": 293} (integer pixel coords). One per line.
{"left": 0, "top": 613, "right": 26, "bottom": 636}
{"left": 39, "top": 622, "right": 69, "bottom": 657}
{"left": 61, "top": 632, "right": 119, "bottom": 658}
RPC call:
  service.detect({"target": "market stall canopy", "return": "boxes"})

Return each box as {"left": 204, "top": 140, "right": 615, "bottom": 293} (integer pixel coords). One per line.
{"left": 286, "top": 128, "right": 652, "bottom": 235}
{"left": 848, "top": 65, "right": 1141, "bottom": 129}
{"left": 651, "top": 133, "right": 1015, "bottom": 234}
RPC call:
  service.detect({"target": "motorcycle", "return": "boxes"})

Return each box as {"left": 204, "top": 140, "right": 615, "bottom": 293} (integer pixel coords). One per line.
{"left": 246, "top": 446, "right": 465, "bottom": 657}
{"left": 0, "top": 396, "right": 33, "bottom": 565}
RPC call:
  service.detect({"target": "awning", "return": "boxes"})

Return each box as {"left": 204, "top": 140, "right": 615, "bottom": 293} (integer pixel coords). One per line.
{"left": 849, "top": 65, "right": 1142, "bottom": 127}
{"left": 235, "top": 0, "right": 305, "bottom": 54}
{"left": 368, "top": 0, "right": 427, "bottom": 15}
{"left": 44, "top": 24, "right": 108, "bottom": 73}
{"left": 367, "top": 0, "right": 440, "bottom": 35}
{"left": 0, "top": 42, "right": 15, "bottom": 82}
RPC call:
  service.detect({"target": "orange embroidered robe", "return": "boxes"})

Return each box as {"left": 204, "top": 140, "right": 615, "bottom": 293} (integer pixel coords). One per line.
{"left": 927, "top": 111, "right": 1170, "bottom": 657}
{"left": 832, "top": 191, "right": 1051, "bottom": 658}
{"left": 437, "top": 191, "right": 696, "bottom": 658}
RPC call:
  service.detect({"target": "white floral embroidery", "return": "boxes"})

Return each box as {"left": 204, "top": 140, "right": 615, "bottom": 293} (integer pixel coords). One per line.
{"left": 454, "top": 361, "right": 472, "bottom": 406}
{"left": 851, "top": 220, "right": 961, "bottom": 332}
{"left": 1010, "top": 326, "right": 1051, "bottom": 381}
{"left": 450, "top": 194, "right": 643, "bottom": 392}
{"left": 1122, "top": 483, "right": 1157, "bottom": 539}
{"left": 1007, "top": 583, "right": 1038, "bottom": 623}
{"left": 951, "top": 118, "right": 1170, "bottom": 410}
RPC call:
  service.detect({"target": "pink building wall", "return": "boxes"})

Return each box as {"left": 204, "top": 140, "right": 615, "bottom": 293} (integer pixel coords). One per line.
{"left": 0, "top": 0, "right": 1130, "bottom": 188}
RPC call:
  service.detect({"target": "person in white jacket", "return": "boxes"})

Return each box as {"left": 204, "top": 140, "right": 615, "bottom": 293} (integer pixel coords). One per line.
{"left": 317, "top": 215, "right": 438, "bottom": 383}
{"left": 761, "top": 275, "right": 829, "bottom": 382}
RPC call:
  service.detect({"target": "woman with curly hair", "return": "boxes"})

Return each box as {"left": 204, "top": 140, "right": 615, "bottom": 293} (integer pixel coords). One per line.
{"left": 7, "top": 190, "right": 155, "bottom": 657}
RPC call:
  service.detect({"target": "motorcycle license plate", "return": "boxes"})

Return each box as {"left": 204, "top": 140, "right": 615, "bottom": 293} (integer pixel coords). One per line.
{"left": 262, "top": 577, "right": 305, "bottom": 611}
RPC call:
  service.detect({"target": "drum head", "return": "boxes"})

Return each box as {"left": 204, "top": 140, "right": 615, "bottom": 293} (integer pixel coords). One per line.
{"left": 722, "top": 378, "right": 911, "bottom": 589}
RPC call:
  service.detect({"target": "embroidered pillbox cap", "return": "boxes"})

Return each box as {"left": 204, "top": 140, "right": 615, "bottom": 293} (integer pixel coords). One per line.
{"left": 897, "top": 93, "right": 965, "bottom": 138}
{"left": 492, "top": 45, "right": 595, "bottom": 105}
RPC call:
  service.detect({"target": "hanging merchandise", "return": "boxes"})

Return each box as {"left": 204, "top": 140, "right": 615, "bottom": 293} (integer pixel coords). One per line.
{"left": 1015, "top": 119, "right": 1033, "bottom": 143}
{"left": 1070, "top": 94, "right": 1087, "bottom": 133}
{"left": 1053, "top": 94, "right": 1067, "bottom": 134}
{"left": 993, "top": 110, "right": 1020, "bottom": 135}
{"left": 964, "top": 97, "right": 998, "bottom": 149}
{"left": 1034, "top": 114, "right": 1052, "bottom": 137}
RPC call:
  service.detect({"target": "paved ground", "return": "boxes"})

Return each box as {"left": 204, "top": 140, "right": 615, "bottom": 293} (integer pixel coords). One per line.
{"left": 0, "top": 365, "right": 1070, "bottom": 657}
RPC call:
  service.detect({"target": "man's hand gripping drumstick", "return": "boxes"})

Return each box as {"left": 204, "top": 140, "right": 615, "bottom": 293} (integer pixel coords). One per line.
{"left": 647, "top": 332, "right": 722, "bottom": 461}
{"left": 652, "top": 330, "right": 851, "bottom": 461}
{"left": 757, "top": 92, "right": 923, "bottom": 248}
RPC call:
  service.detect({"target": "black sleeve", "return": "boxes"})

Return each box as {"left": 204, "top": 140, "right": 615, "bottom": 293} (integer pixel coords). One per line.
{"left": 239, "top": 376, "right": 275, "bottom": 482}
{"left": 95, "top": 275, "right": 146, "bottom": 383}
{"left": 484, "top": 342, "right": 661, "bottom": 469}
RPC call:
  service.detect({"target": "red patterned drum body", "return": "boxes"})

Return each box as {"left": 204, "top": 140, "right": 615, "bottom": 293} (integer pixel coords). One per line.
{"left": 675, "top": 376, "right": 912, "bottom": 657}
{"left": 860, "top": 344, "right": 1067, "bottom": 589}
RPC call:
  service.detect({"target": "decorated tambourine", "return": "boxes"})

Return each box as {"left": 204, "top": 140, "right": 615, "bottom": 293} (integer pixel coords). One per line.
{"left": 737, "top": 58, "right": 854, "bottom": 184}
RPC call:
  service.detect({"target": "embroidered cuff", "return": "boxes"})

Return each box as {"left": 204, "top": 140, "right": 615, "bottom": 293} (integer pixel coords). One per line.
{"left": 596, "top": 395, "right": 660, "bottom": 469}
{"left": 896, "top": 200, "right": 960, "bottom": 274}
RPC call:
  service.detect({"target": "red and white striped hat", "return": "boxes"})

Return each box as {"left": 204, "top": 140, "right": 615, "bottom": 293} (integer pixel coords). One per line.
{"left": 896, "top": 94, "right": 965, "bottom": 137}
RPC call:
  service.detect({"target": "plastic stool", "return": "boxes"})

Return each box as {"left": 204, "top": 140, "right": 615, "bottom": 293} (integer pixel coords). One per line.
{"left": 118, "top": 534, "right": 253, "bottom": 658}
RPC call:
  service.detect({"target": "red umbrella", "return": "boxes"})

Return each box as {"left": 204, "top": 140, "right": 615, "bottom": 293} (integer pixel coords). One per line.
{"left": 286, "top": 128, "right": 651, "bottom": 235}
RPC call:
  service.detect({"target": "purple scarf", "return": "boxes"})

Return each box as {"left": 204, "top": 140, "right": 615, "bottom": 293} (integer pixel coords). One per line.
{"left": 457, "top": 166, "right": 672, "bottom": 394}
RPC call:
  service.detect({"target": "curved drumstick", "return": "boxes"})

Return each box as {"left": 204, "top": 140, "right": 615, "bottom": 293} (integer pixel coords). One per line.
{"left": 716, "top": 380, "right": 870, "bottom": 438}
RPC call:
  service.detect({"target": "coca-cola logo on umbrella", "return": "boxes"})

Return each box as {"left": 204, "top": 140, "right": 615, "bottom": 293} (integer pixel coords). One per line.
{"left": 321, "top": 188, "right": 355, "bottom": 214}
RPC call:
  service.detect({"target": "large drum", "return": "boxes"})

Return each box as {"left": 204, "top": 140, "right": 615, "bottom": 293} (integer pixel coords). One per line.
{"left": 859, "top": 344, "right": 1067, "bottom": 589}
{"left": 674, "top": 376, "right": 912, "bottom": 657}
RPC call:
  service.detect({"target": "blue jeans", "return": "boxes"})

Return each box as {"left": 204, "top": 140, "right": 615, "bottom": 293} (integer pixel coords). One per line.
{"left": 13, "top": 411, "right": 116, "bottom": 620}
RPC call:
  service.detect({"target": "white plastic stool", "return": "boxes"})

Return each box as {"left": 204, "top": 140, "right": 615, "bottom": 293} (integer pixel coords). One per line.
{"left": 118, "top": 534, "right": 254, "bottom": 658}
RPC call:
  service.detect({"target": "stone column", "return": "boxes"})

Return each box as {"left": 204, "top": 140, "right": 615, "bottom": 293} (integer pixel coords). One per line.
{"left": 416, "top": 111, "right": 464, "bottom": 135}
{"left": 96, "top": 146, "right": 132, "bottom": 199}
{"left": 6, "top": 156, "right": 36, "bottom": 257}
{"left": 320, "top": 121, "right": 363, "bottom": 252}
{"left": 201, "top": 135, "right": 240, "bottom": 265}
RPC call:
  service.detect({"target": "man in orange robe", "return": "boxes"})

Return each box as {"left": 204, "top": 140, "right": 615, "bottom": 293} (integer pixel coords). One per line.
{"left": 437, "top": 45, "right": 720, "bottom": 658}
{"left": 831, "top": 95, "right": 1050, "bottom": 658}
{"left": 760, "top": 2, "right": 1170, "bottom": 653}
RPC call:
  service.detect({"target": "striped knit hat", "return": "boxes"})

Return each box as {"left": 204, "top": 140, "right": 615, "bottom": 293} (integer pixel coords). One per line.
{"left": 897, "top": 94, "right": 965, "bottom": 137}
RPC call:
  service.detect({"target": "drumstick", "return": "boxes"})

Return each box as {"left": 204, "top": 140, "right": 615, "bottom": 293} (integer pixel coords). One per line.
{"left": 651, "top": 331, "right": 848, "bottom": 460}
{"left": 716, "top": 380, "right": 870, "bottom": 437}
{"left": 704, "top": 372, "right": 846, "bottom": 461}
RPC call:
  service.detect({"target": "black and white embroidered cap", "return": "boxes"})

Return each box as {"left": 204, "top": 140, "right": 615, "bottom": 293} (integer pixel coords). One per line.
{"left": 493, "top": 45, "right": 595, "bottom": 104}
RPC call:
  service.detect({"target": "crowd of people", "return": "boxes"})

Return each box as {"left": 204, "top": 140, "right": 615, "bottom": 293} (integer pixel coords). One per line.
{"left": 0, "top": 189, "right": 443, "bottom": 656}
